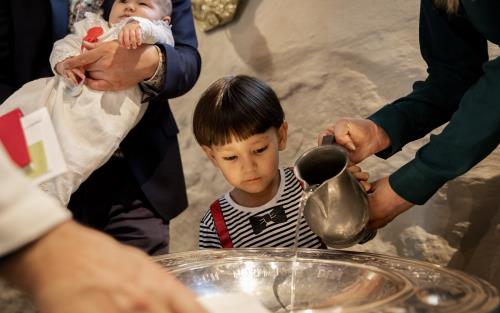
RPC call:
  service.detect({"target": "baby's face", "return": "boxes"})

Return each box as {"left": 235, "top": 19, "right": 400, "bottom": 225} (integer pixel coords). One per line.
{"left": 109, "top": 0, "right": 170, "bottom": 24}
{"left": 203, "top": 126, "right": 288, "bottom": 196}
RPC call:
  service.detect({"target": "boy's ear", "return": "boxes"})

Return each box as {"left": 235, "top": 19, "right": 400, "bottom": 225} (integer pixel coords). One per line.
{"left": 201, "top": 145, "right": 219, "bottom": 168}
{"left": 278, "top": 121, "right": 288, "bottom": 151}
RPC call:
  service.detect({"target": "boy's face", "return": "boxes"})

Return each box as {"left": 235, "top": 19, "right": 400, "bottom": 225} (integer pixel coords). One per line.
{"left": 109, "top": 0, "right": 171, "bottom": 24}
{"left": 203, "top": 123, "right": 288, "bottom": 196}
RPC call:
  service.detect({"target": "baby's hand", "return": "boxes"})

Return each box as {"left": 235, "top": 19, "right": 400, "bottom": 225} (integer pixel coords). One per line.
{"left": 55, "top": 59, "right": 86, "bottom": 86}
{"left": 118, "top": 22, "right": 143, "bottom": 49}
{"left": 348, "top": 165, "right": 371, "bottom": 192}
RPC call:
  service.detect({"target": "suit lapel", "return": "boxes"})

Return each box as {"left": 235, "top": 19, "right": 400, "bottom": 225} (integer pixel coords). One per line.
{"left": 49, "top": 0, "right": 69, "bottom": 40}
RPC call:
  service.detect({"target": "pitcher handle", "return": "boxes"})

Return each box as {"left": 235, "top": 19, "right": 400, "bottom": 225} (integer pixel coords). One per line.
{"left": 321, "top": 134, "right": 335, "bottom": 145}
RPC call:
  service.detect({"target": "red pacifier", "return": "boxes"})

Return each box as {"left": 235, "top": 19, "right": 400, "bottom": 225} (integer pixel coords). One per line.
{"left": 81, "top": 26, "right": 104, "bottom": 51}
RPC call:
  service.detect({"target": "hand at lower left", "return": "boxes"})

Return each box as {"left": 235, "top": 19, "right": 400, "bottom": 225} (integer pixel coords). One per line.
{"left": 64, "top": 41, "right": 159, "bottom": 91}
{"left": 367, "top": 176, "right": 414, "bottom": 230}
{"left": 1, "top": 221, "right": 208, "bottom": 313}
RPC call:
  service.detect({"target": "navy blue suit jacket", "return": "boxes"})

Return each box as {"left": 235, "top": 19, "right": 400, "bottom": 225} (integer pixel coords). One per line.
{"left": 0, "top": 0, "right": 201, "bottom": 220}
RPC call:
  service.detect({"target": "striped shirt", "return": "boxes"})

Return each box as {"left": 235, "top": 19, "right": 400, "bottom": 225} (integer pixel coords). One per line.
{"left": 199, "top": 167, "right": 324, "bottom": 249}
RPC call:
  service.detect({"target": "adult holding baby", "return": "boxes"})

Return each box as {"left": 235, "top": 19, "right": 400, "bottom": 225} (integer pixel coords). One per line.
{"left": 0, "top": 0, "right": 201, "bottom": 255}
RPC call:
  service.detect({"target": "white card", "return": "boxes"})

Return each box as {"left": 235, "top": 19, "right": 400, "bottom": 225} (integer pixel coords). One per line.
{"left": 21, "top": 107, "right": 67, "bottom": 185}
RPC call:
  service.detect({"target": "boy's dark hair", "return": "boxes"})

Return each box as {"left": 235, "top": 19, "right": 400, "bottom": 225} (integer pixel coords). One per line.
{"left": 193, "top": 75, "right": 285, "bottom": 147}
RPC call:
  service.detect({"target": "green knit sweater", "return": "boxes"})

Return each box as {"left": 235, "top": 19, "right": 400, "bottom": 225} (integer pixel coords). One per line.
{"left": 368, "top": 0, "right": 500, "bottom": 204}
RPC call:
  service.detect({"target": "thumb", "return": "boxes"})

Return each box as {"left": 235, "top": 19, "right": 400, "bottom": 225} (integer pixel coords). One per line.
{"left": 81, "top": 41, "right": 102, "bottom": 50}
{"left": 333, "top": 122, "right": 356, "bottom": 151}
{"left": 64, "top": 49, "right": 100, "bottom": 69}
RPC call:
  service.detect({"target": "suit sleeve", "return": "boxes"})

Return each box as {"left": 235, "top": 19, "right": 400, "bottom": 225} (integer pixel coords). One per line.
{"left": 154, "top": 0, "right": 201, "bottom": 100}
{"left": 369, "top": 0, "right": 487, "bottom": 157}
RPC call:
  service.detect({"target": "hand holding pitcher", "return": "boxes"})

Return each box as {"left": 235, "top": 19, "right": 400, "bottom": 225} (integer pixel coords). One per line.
{"left": 318, "top": 120, "right": 414, "bottom": 232}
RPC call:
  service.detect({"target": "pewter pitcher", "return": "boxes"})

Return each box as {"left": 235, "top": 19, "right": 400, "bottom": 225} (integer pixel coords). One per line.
{"left": 294, "top": 136, "right": 374, "bottom": 248}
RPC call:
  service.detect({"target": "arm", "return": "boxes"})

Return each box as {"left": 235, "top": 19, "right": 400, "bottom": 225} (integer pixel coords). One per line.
{"left": 118, "top": 17, "right": 175, "bottom": 48}
{"left": 366, "top": 0, "right": 493, "bottom": 205}
{"left": 1, "top": 220, "right": 208, "bottom": 313}
{"left": 328, "top": 0, "right": 497, "bottom": 229}
{"left": 0, "top": 147, "right": 207, "bottom": 313}
{"left": 49, "top": 33, "right": 83, "bottom": 76}
{"left": 319, "top": 0, "right": 486, "bottom": 165}
{"left": 138, "top": 0, "right": 201, "bottom": 99}
{"left": 51, "top": 16, "right": 106, "bottom": 84}
{"left": 390, "top": 56, "right": 500, "bottom": 204}
{"left": 0, "top": 146, "right": 70, "bottom": 257}
{"left": 368, "top": 0, "right": 488, "bottom": 158}
{"left": 51, "top": 33, "right": 88, "bottom": 85}
{"left": 155, "top": 0, "right": 201, "bottom": 99}
{"left": 374, "top": 0, "right": 500, "bottom": 205}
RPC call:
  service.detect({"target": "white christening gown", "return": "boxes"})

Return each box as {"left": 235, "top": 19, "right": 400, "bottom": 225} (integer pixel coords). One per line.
{"left": 0, "top": 13, "right": 174, "bottom": 205}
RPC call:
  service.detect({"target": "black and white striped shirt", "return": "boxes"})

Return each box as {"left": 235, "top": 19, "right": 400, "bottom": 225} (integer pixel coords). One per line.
{"left": 199, "top": 167, "right": 324, "bottom": 249}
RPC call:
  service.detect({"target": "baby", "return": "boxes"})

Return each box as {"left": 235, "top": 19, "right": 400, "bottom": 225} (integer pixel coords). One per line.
{"left": 0, "top": 0, "right": 174, "bottom": 205}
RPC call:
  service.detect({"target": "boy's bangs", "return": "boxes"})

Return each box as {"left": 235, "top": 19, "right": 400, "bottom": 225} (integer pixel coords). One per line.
{"left": 193, "top": 75, "right": 284, "bottom": 147}
{"left": 209, "top": 110, "right": 269, "bottom": 146}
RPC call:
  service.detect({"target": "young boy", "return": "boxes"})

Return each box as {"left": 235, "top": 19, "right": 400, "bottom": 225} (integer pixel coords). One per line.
{"left": 194, "top": 75, "right": 369, "bottom": 249}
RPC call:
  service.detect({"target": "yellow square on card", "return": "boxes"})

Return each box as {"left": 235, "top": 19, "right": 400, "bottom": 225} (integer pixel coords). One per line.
{"left": 25, "top": 141, "right": 49, "bottom": 178}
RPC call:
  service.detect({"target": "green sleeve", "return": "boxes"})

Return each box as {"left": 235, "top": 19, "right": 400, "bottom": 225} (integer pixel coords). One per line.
{"left": 368, "top": 0, "right": 500, "bottom": 204}
{"left": 391, "top": 57, "right": 500, "bottom": 204}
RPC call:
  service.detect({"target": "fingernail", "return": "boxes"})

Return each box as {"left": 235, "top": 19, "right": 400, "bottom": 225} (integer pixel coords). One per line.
{"left": 347, "top": 143, "right": 356, "bottom": 151}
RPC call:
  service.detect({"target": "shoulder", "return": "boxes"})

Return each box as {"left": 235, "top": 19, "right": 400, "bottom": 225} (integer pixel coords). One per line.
{"left": 277, "top": 167, "right": 303, "bottom": 204}
{"left": 200, "top": 196, "right": 224, "bottom": 225}
{"left": 283, "top": 167, "right": 302, "bottom": 187}
{"left": 200, "top": 207, "right": 214, "bottom": 226}
{"left": 283, "top": 166, "right": 295, "bottom": 177}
